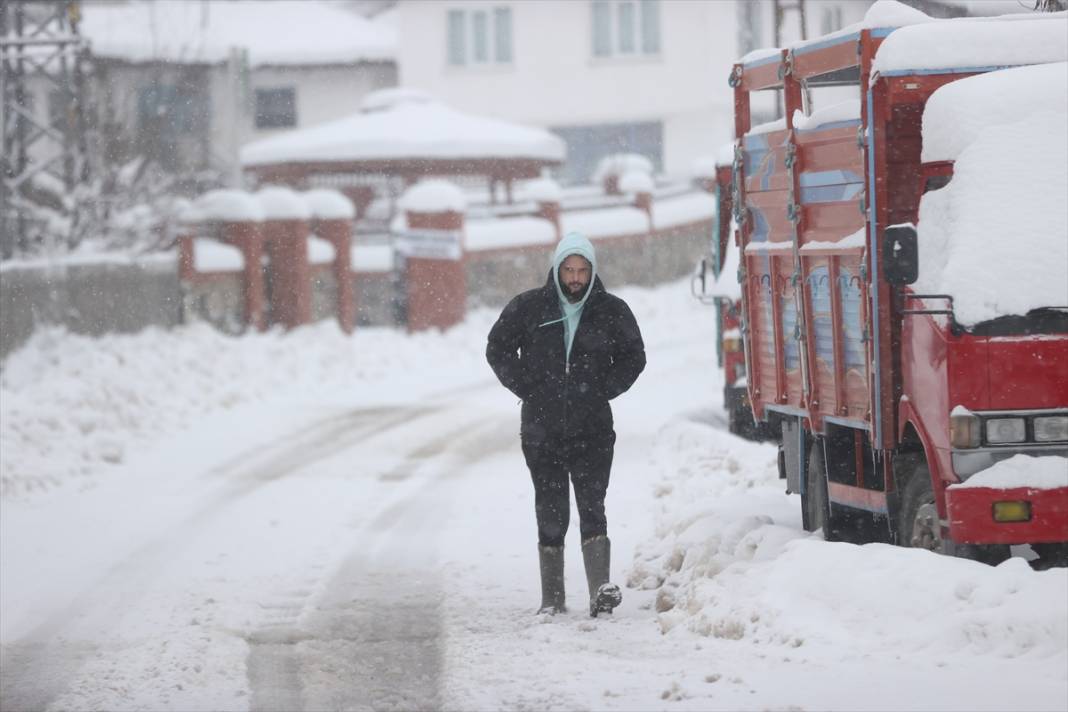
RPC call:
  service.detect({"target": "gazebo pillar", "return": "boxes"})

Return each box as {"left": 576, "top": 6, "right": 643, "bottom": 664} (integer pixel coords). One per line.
{"left": 398, "top": 180, "right": 467, "bottom": 332}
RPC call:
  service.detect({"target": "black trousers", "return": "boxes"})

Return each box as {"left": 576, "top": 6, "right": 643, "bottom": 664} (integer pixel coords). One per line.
{"left": 521, "top": 431, "right": 615, "bottom": 548}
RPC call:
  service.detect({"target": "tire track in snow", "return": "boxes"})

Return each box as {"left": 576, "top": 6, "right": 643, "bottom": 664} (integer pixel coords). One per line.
{"left": 0, "top": 402, "right": 468, "bottom": 712}
{"left": 243, "top": 413, "right": 516, "bottom": 711}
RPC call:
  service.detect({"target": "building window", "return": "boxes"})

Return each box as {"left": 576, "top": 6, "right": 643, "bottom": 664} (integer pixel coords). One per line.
{"left": 137, "top": 83, "right": 208, "bottom": 168}
{"left": 254, "top": 88, "right": 297, "bottom": 129}
{"left": 591, "top": 0, "right": 661, "bottom": 58}
{"left": 447, "top": 6, "right": 513, "bottom": 66}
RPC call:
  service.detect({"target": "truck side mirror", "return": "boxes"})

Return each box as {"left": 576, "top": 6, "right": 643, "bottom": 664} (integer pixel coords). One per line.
{"left": 883, "top": 224, "right": 918, "bottom": 286}
{"left": 690, "top": 257, "right": 718, "bottom": 304}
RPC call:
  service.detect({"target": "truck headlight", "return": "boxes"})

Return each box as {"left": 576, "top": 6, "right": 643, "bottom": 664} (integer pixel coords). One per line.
{"left": 986, "top": 418, "right": 1026, "bottom": 444}
{"left": 950, "top": 411, "right": 981, "bottom": 449}
{"left": 1034, "top": 416, "right": 1068, "bottom": 443}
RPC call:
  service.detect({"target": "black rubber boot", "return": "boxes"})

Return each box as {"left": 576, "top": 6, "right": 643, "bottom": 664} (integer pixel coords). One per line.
{"left": 582, "top": 535, "right": 622, "bottom": 617}
{"left": 537, "top": 545, "right": 567, "bottom": 615}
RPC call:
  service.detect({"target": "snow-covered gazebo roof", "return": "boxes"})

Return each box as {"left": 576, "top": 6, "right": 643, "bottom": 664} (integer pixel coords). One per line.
{"left": 79, "top": 0, "right": 395, "bottom": 66}
{"left": 240, "top": 89, "right": 566, "bottom": 188}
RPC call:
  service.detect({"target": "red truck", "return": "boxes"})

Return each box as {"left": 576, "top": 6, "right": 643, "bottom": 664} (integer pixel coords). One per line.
{"left": 720, "top": 12, "right": 1068, "bottom": 567}
{"left": 692, "top": 149, "right": 775, "bottom": 441}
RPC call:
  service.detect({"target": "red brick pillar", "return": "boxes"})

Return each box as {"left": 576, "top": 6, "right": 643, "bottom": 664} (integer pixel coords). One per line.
{"left": 538, "top": 201, "right": 562, "bottom": 241}
{"left": 177, "top": 228, "right": 196, "bottom": 283}
{"left": 621, "top": 170, "right": 655, "bottom": 233}
{"left": 320, "top": 219, "right": 355, "bottom": 333}
{"left": 526, "top": 177, "right": 563, "bottom": 241}
{"left": 220, "top": 220, "right": 267, "bottom": 331}
{"left": 305, "top": 189, "right": 357, "bottom": 334}
{"left": 401, "top": 209, "right": 466, "bottom": 332}
{"left": 258, "top": 187, "right": 312, "bottom": 330}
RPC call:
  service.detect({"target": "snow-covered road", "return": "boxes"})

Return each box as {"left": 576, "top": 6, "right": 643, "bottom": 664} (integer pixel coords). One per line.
{"left": 2, "top": 280, "right": 1066, "bottom": 711}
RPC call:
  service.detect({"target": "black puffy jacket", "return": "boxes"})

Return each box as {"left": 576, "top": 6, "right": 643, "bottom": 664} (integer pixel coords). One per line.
{"left": 486, "top": 272, "right": 646, "bottom": 443}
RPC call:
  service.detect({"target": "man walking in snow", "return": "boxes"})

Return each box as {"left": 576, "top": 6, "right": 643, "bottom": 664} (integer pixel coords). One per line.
{"left": 486, "top": 232, "right": 646, "bottom": 617}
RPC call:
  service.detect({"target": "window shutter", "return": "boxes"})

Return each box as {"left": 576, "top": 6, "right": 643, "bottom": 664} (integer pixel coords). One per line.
{"left": 618, "top": 1, "right": 636, "bottom": 54}
{"left": 592, "top": 1, "right": 612, "bottom": 57}
{"left": 640, "top": 0, "right": 660, "bottom": 54}
{"left": 447, "top": 9, "right": 466, "bottom": 65}
{"left": 472, "top": 10, "right": 489, "bottom": 63}
{"left": 494, "top": 7, "right": 513, "bottom": 63}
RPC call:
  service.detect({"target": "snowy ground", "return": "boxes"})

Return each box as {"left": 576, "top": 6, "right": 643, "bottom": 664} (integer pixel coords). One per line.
{"left": 1, "top": 279, "right": 1066, "bottom": 711}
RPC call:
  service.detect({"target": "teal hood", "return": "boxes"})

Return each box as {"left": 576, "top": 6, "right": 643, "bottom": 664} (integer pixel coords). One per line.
{"left": 547, "top": 232, "right": 597, "bottom": 362}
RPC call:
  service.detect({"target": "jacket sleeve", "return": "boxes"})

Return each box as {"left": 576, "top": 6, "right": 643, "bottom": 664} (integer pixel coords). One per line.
{"left": 602, "top": 299, "right": 646, "bottom": 401}
{"left": 486, "top": 294, "right": 534, "bottom": 401}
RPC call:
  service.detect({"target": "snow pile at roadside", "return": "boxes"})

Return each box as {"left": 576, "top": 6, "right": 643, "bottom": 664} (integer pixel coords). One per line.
{"left": 627, "top": 417, "right": 1068, "bottom": 661}
{"left": 0, "top": 315, "right": 496, "bottom": 498}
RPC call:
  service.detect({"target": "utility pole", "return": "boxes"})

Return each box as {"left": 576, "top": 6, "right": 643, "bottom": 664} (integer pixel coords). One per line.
{"left": 0, "top": 1, "right": 89, "bottom": 259}
{"left": 773, "top": 0, "right": 808, "bottom": 118}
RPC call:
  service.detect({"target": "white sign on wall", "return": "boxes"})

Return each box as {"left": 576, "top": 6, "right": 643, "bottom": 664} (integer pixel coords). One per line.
{"left": 393, "top": 230, "right": 464, "bottom": 261}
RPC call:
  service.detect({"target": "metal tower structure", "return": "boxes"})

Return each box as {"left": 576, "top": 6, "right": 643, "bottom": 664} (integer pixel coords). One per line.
{"left": 1, "top": 1, "right": 88, "bottom": 259}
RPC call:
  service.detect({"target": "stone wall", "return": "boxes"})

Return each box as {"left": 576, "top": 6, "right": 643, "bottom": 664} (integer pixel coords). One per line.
{"left": 1, "top": 257, "right": 182, "bottom": 359}
{"left": 465, "top": 219, "right": 708, "bottom": 309}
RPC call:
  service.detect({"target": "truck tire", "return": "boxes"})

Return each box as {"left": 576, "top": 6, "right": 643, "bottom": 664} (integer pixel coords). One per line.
{"left": 897, "top": 462, "right": 942, "bottom": 553}
{"left": 897, "top": 459, "right": 1010, "bottom": 565}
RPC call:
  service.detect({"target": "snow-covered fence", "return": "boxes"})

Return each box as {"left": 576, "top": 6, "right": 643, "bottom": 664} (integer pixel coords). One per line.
{"left": 1, "top": 183, "right": 714, "bottom": 357}
{"left": 177, "top": 187, "right": 361, "bottom": 334}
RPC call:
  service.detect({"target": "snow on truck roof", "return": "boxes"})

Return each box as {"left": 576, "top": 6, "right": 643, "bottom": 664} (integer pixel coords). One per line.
{"left": 740, "top": 0, "right": 935, "bottom": 67}
{"left": 872, "top": 15, "right": 1068, "bottom": 76}
{"left": 914, "top": 63, "right": 1068, "bottom": 326}
{"left": 922, "top": 62, "right": 1068, "bottom": 163}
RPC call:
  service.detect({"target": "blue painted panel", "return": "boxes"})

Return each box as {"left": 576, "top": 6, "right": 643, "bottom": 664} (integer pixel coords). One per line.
{"left": 781, "top": 290, "right": 800, "bottom": 370}
{"left": 808, "top": 267, "right": 835, "bottom": 367}
{"left": 839, "top": 272, "right": 865, "bottom": 371}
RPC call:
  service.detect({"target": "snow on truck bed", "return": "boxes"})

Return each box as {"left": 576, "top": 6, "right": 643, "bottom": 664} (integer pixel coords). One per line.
{"left": 914, "top": 62, "right": 1068, "bottom": 326}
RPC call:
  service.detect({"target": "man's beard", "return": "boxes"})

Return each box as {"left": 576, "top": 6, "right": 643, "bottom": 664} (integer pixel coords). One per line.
{"left": 565, "top": 282, "right": 586, "bottom": 303}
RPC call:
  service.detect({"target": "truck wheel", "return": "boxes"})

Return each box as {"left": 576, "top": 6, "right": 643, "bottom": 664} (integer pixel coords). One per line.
{"left": 897, "top": 460, "right": 1011, "bottom": 565}
{"left": 803, "top": 442, "right": 830, "bottom": 535}
{"left": 897, "top": 463, "right": 941, "bottom": 553}
{"left": 1031, "top": 543, "right": 1068, "bottom": 570}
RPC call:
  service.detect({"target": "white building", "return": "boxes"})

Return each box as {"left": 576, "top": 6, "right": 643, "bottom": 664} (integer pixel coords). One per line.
{"left": 392, "top": 0, "right": 1015, "bottom": 184}
{"left": 37, "top": 1, "right": 398, "bottom": 180}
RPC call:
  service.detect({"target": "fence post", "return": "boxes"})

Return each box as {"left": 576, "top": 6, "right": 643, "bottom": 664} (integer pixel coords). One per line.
{"left": 397, "top": 180, "right": 467, "bottom": 332}
{"left": 257, "top": 186, "right": 312, "bottom": 330}
{"left": 194, "top": 189, "right": 267, "bottom": 331}
{"left": 526, "top": 177, "right": 563, "bottom": 241}
{"left": 305, "top": 189, "right": 356, "bottom": 334}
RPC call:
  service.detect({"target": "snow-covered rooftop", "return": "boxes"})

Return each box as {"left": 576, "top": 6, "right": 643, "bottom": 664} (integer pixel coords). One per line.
{"left": 241, "top": 89, "right": 565, "bottom": 168}
{"left": 80, "top": 0, "right": 396, "bottom": 66}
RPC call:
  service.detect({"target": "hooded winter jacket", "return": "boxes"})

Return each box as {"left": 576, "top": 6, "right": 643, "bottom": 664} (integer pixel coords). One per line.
{"left": 486, "top": 237, "right": 646, "bottom": 443}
